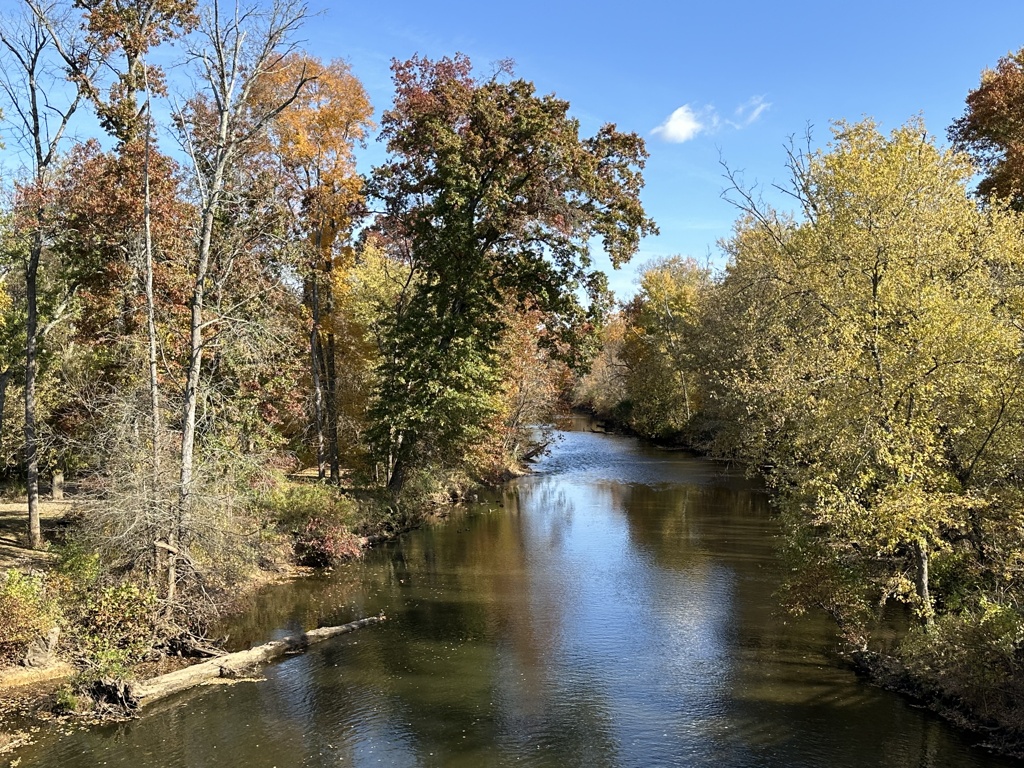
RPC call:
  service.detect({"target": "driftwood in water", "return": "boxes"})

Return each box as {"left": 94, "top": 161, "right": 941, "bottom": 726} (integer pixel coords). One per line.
{"left": 131, "top": 615, "right": 385, "bottom": 707}
{"left": 521, "top": 441, "right": 550, "bottom": 462}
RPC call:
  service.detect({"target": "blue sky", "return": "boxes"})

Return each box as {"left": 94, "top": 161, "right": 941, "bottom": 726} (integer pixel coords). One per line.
{"left": 3, "top": 0, "right": 1024, "bottom": 299}
{"left": 299, "top": 0, "right": 1024, "bottom": 297}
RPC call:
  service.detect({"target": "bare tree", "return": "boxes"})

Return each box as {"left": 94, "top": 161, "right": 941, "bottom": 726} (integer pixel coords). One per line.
{"left": 169, "top": 0, "right": 311, "bottom": 608}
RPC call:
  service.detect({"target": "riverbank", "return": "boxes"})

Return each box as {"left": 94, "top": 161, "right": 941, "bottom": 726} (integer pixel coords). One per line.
{"left": 0, "top": 494, "right": 277, "bottom": 738}
{"left": 0, "top": 476, "right": 485, "bottom": 756}
{"left": 851, "top": 650, "right": 1024, "bottom": 760}
{"left": 0, "top": 501, "right": 77, "bottom": 752}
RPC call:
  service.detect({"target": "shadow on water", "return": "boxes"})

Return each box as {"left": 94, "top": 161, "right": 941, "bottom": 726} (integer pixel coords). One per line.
{"left": 12, "top": 425, "right": 1021, "bottom": 767}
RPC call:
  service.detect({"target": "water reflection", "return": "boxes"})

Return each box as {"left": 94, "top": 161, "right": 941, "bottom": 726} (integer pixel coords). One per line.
{"left": 12, "top": 428, "right": 1019, "bottom": 767}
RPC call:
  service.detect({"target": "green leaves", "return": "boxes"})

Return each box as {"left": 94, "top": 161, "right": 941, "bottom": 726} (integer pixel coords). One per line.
{"left": 367, "top": 55, "right": 655, "bottom": 491}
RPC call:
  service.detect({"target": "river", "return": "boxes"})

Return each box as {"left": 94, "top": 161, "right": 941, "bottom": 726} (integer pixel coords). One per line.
{"left": 11, "top": 418, "right": 1019, "bottom": 766}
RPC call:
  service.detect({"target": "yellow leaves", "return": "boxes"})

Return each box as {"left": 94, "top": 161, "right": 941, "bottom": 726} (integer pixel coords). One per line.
{"left": 714, "top": 116, "right": 1024, "bottom": 627}
{"left": 0, "top": 275, "right": 9, "bottom": 328}
{"left": 573, "top": 311, "right": 628, "bottom": 416}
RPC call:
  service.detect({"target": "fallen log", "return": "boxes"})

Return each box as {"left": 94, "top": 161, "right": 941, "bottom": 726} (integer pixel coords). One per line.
{"left": 131, "top": 614, "right": 386, "bottom": 707}
{"left": 0, "top": 662, "right": 74, "bottom": 691}
{"left": 521, "top": 441, "right": 551, "bottom": 462}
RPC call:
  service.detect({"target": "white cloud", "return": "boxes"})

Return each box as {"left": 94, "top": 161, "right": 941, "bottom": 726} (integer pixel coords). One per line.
{"left": 651, "top": 105, "right": 714, "bottom": 143}
{"left": 652, "top": 96, "right": 770, "bottom": 143}
{"left": 730, "top": 95, "right": 771, "bottom": 128}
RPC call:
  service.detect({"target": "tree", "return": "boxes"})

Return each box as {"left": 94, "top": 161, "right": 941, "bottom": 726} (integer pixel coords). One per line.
{"left": 168, "top": 0, "right": 311, "bottom": 610}
{"left": 254, "top": 52, "right": 373, "bottom": 483}
{"left": 572, "top": 310, "right": 629, "bottom": 419}
{"left": 950, "top": 47, "right": 1024, "bottom": 208}
{"left": 0, "top": 1, "right": 95, "bottom": 549}
{"left": 50, "top": 137, "right": 195, "bottom": 594}
{"left": 481, "top": 302, "right": 570, "bottom": 477}
{"left": 712, "top": 119, "right": 1024, "bottom": 640}
{"left": 22, "top": 0, "right": 199, "bottom": 595}
{"left": 618, "top": 256, "right": 711, "bottom": 439}
{"left": 367, "top": 54, "right": 656, "bottom": 493}
{"left": 0, "top": 209, "right": 24, "bottom": 471}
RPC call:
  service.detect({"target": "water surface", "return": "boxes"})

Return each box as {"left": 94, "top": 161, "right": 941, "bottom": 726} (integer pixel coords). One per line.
{"left": 12, "top": 422, "right": 1018, "bottom": 767}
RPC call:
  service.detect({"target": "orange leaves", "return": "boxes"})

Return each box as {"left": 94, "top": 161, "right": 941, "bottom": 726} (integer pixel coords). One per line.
{"left": 258, "top": 55, "right": 371, "bottom": 168}
{"left": 252, "top": 53, "right": 373, "bottom": 252}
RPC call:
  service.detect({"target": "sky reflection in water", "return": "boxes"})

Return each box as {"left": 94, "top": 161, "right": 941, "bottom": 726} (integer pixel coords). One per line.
{"left": 13, "top": 426, "right": 1018, "bottom": 767}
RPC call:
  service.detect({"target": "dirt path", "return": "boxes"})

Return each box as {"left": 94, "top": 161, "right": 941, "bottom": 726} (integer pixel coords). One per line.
{"left": 0, "top": 501, "right": 72, "bottom": 573}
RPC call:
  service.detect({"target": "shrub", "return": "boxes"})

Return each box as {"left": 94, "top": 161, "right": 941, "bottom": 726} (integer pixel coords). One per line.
{"left": 294, "top": 517, "right": 363, "bottom": 567}
{"left": 254, "top": 481, "right": 378, "bottom": 566}
{"left": 255, "top": 482, "right": 359, "bottom": 531}
{"left": 900, "top": 599, "right": 1024, "bottom": 727}
{"left": 54, "top": 543, "right": 102, "bottom": 600}
{"left": 73, "top": 581, "right": 156, "bottom": 677}
{"left": 0, "top": 570, "right": 60, "bottom": 665}
{"left": 52, "top": 546, "right": 157, "bottom": 677}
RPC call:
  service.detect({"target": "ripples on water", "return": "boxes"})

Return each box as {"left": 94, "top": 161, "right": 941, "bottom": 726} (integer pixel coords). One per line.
{"left": 14, "top": 422, "right": 1019, "bottom": 767}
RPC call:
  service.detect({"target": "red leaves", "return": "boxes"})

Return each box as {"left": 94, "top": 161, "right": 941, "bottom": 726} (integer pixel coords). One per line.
{"left": 950, "top": 48, "right": 1024, "bottom": 208}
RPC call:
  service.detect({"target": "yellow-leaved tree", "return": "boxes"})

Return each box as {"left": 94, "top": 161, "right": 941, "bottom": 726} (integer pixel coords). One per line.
{"left": 618, "top": 256, "right": 711, "bottom": 440}
{"left": 253, "top": 52, "right": 373, "bottom": 483}
{"left": 711, "top": 118, "right": 1024, "bottom": 644}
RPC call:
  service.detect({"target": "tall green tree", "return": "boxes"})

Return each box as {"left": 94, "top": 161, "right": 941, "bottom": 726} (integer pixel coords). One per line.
{"left": 367, "top": 54, "right": 656, "bottom": 493}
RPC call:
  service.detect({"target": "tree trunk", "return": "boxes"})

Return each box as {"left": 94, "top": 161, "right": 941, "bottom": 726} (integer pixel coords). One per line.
{"left": 913, "top": 539, "right": 933, "bottom": 627}
{"left": 175, "top": 207, "right": 212, "bottom": 601}
{"left": 141, "top": 86, "right": 171, "bottom": 600}
{"left": 325, "top": 330, "right": 340, "bottom": 484}
{"left": 681, "top": 375, "right": 691, "bottom": 423}
{"left": 0, "top": 366, "right": 12, "bottom": 458}
{"left": 386, "top": 435, "right": 411, "bottom": 494}
{"left": 308, "top": 275, "right": 327, "bottom": 480}
{"left": 131, "top": 616, "right": 385, "bottom": 706}
{"left": 25, "top": 230, "right": 42, "bottom": 550}
{"left": 143, "top": 90, "right": 161, "bottom": 485}
{"left": 176, "top": 157, "right": 222, "bottom": 610}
